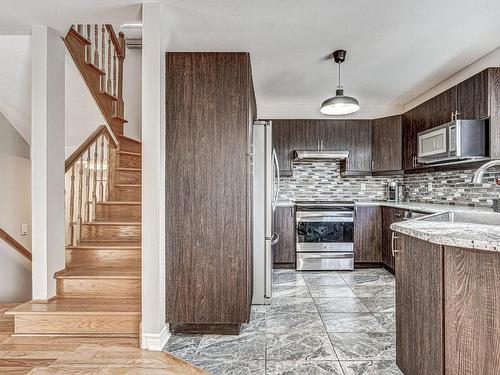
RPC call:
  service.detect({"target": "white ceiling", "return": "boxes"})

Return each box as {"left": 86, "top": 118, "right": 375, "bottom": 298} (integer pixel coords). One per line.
{"left": 1, "top": 0, "right": 500, "bottom": 120}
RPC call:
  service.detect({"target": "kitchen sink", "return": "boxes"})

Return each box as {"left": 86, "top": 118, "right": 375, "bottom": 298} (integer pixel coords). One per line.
{"left": 419, "top": 211, "right": 500, "bottom": 226}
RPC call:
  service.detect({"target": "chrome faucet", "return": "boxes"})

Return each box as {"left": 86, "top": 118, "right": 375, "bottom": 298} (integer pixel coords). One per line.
{"left": 471, "top": 160, "right": 500, "bottom": 183}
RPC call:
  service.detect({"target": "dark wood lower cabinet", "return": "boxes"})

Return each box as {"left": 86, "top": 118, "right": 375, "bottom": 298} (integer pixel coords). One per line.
{"left": 381, "top": 207, "right": 406, "bottom": 272}
{"left": 354, "top": 205, "right": 382, "bottom": 263}
{"left": 395, "top": 234, "right": 500, "bottom": 375}
{"left": 395, "top": 234, "right": 444, "bottom": 375}
{"left": 273, "top": 206, "right": 296, "bottom": 268}
{"left": 444, "top": 246, "right": 500, "bottom": 374}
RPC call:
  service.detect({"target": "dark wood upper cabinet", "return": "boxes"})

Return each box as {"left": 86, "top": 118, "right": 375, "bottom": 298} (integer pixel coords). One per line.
{"left": 342, "top": 120, "right": 373, "bottom": 173}
{"left": 372, "top": 115, "right": 402, "bottom": 172}
{"left": 354, "top": 205, "right": 382, "bottom": 263}
{"left": 165, "top": 52, "right": 255, "bottom": 333}
{"left": 395, "top": 234, "right": 444, "bottom": 375}
{"left": 272, "top": 119, "right": 372, "bottom": 174}
{"left": 457, "top": 69, "right": 489, "bottom": 120}
{"left": 273, "top": 206, "right": 296, "bottom": 266}
{"left": 272, "top": 120, "right": 317, "bottom": 174}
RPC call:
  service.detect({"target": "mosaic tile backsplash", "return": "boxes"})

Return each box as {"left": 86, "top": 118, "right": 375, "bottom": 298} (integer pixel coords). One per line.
{"left": 404, "top": 168, "right": 500, "bottom": 207}
{"left": 278, "top": 162, "right": 400, "bottom": 203}
{"left": 278, "top": 162, "right": 500, "bottom": 208}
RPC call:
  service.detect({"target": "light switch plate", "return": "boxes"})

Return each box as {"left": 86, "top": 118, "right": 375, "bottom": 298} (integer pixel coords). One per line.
{"left": 360, "top": 183, "right": 366, "bottom": 191}
{"left": 428, "top": 183, "right": 433, "bottom": 192}
{"left": 21, "top": 224, "right": 28, "bottom": 236}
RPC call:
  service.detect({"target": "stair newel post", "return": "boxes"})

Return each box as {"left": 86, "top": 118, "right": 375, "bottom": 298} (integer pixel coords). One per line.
{"left": 101, "top": 25, "right": 106, "bottom": 91}
{"left": 92, "top": 141, "right": 99, "bottom": 221}
{"left": 94, "top": 24, "right": 99, "bottom": 67}
{"left": 69, "top": 166, "right": 76, "bottom": 246}
{"left": 107, "top": 35, "right": 112, "bottom": 94}
{"left": 86, "top": 24, "right": 91, "bottom": 62}
{"left": 77, "top": 155, "right": 84, "bottom": 244}
{"left": 85, "top": 148, "right": 92, "bottom": 222}
{"left": 117, "top": 32, "right": 125, "bottom": 118}
{"left": 99, "top": 135, "right": 105, "bottom": 202}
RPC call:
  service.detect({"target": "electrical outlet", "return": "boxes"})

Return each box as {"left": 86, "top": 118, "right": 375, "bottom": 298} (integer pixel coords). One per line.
{"left": 21, "top": 224, "right": 28, "bottom": 236}
{"left": 428, "top": 182, "right": 433, "bottom": 192}
{"left": 361, "top": 183, "right": 366, "bottom": 191}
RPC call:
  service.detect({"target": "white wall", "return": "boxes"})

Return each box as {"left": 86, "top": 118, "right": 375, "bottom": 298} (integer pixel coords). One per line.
{"left": 141, "top": 1, "right": 169, "bottom": 351}
{"left": 0, "top": 111, "right": 32, "bottom": 302}
{"left": 404, "top": 46, "right": 500, "bottom": 112}
{"left": 65, "top": 54, "right": 106, "bottom": 157}
{"left": 31, "top": 26, "right": 65, "bottom": 301}
{"left": 123, "top": 48, "right": 142, "bottom": 140}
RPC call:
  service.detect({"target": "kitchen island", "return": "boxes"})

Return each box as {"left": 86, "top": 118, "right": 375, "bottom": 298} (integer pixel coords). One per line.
{"left": 390, "top": 211, "right": 500, "bottom": 375}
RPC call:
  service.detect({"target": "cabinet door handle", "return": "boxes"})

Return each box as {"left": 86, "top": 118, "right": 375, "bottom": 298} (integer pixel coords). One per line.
{"left": 371, "top": 160, "right": 375, "bottom": 170}
{"left": 320, "top": 140, "right": 323, "bottom": 150}
{"left": 317, "top": 140, "right": 320, "bottom": 150}
{"left": 395, "top": 213, "right": 403, "bottom": 218}
{"left": 391, "top": 232, "right": 400, "bottom": 256}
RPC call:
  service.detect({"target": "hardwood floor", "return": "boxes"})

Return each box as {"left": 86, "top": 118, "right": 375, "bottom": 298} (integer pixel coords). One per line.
{"left": 0, "top": 304, "right": 207, "bottom": 375}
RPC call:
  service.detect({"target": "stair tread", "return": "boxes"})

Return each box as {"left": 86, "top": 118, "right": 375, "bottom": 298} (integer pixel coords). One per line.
{"left": 82, "top": 221, "right": 141, "bottom": 226}
{"left": 118, "top": 151, "right": 142, "bottom": 156}
{"left": 119, "top": 135, "right": 142, "bottom": 144}
{"left": 117, "top": 167, "right": 141, "bottom": 172}
{"left": 96, "top": 201, "right": 141, "bottom": 205}
{"left": 115, "top": 184, "right": 141, "bottom": 187}
{"left": 99, "top": 90, "right": 118, "bottom": 101}
{"left": 56, "top": 268, "right": 141, "bottom": 279}
{"left": 69, "top": 241, "right": 141, "bottom": 248}
{"left": 6, "top": 298, "right": 140, "bottom": 315}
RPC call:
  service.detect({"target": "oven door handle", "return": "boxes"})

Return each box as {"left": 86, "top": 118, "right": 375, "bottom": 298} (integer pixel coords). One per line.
{"left": 297, "top": 253, "right": 354, "bottom": 259}
{"left": 297, "top": 217, "right": 354, "bottom": 223}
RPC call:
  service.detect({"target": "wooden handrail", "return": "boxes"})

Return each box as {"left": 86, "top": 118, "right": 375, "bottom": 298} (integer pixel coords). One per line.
{"left": 0, "top": 228, "right": 31, "bottom": 261}
{"left": 105, "top": 25, "right": 124, "bottom": 59}
{"left": 65, "top": 125, "right": 117, "bottom": 172}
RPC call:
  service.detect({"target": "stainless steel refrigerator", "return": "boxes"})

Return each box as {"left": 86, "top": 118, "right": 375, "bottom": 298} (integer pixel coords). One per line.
{"left": 252, "top": 120, "right": 280, "bottom": 305}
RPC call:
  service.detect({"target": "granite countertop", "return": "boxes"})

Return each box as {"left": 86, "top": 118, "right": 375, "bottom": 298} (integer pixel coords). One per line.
{"left": 390, "top": 219, "right": 500, "bottom": 252}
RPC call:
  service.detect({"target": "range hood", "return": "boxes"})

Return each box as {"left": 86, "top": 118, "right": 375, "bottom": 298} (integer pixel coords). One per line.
{"left": 293, "top": 150, "right": 350, "bottom": 162}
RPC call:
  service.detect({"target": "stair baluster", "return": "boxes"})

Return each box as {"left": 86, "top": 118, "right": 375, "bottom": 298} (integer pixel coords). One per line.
{"left": 69, "top": 166, "right": 76, "bottom": 245}
{"left": 77, "top": 155, "right": 84, "bottom": 244}
{"left": 86, "top": 25, "right": 91, "bottom": 62}
{"left": 85, "top": 148, "right": 91, "bottom": 222}
{"left": 113, "top": 50, "right": 117, "bottom": 97}
{"left": 92, "top": 142, "right": 99, "bottom": 220}
{"left": 99, "top": 135, "right": 105, "bottom": 202}
{"left": 107, "top": 34, "right": 112, "bottom": 95}
{"left": 94, "top": 24, "right": 99, "bottom": 67}
{"left": 101, "top": 25, "right": 106, "bottom": 91}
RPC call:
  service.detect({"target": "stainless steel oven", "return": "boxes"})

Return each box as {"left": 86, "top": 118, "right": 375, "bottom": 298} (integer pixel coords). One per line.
{"left": 295, "top": 201, "right": 354, "bottom": 271}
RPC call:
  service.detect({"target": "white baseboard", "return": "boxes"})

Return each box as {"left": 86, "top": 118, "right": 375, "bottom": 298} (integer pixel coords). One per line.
{"left": 141, "top": 324, "right": 170, "bottom": 351}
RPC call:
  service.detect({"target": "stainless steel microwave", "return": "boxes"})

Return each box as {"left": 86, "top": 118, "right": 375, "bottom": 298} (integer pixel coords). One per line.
{"left": 417, "top": 119, "right": 488, "bottom": 164}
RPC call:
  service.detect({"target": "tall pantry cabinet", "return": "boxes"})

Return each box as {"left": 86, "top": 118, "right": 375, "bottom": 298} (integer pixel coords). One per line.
{"left": 165, "top": 53, "right": 256, "bottom": 334}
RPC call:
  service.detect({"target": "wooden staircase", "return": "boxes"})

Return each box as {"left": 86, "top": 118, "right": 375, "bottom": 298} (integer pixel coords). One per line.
{"left": 7, "top": 25, "right": 143, "bottom": 337}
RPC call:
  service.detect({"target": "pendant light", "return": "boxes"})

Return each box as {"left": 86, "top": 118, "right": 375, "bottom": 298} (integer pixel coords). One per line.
{"left": 320, "top": 49, "right": 360, "bottom": 115}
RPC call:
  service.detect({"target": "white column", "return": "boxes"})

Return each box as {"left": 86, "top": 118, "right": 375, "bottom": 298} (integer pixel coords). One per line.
{"left": 141, "top": 2, "right": 170, "bottom": 350}
{"left": 31, "top": 26, "right": 66, "bottom": 300}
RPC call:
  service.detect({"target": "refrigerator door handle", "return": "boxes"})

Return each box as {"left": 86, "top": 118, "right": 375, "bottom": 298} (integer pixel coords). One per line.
{"left": 272, "top": 148, "right": 280, "bottom": 209}
{"left": 265, "top": 239, "right": 273, "bottom": 298}
{"left": 270, "top": 232, "right": 280, "bottom": 245}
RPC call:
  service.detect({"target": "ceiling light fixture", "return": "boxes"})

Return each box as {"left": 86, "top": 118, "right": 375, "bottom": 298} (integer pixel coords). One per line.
{"left": 320, "top": 49, "right": 360, "bottom": 116}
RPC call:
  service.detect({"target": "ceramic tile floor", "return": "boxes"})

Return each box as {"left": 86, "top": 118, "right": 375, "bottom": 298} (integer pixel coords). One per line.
{"left": 163, "top": 268, "right": 402, "bottom": 374}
